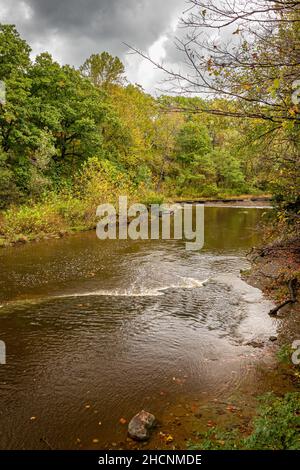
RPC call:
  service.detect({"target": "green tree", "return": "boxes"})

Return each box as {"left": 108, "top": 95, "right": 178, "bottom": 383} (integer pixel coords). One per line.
{"left": 0, "top": 24, "right": 30, "bottom": 78}
{"left": 0, "top": 24, "right": 46, "bottom": 205}
{"left": 175, "top": 120, "right": 215, "bottom": 194}
{"left": 210, "top": 149, "right": 245, "bottom": 191}
{"left": 30, "top": 53, "right": 108, "bottom": 167}
{"left": 176, "top": 121, "right": 211, "bottom": 165}
{"left": 152, "top": 112, "right": 184, "bottom": 192}
{"left": 80, "top": 52, "right": 125, "bottom": 88}
{"left": 108, "top": 84, "right": 156, "bottom": 182}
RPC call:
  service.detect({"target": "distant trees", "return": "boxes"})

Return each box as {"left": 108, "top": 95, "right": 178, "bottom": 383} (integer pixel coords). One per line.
{"left": 210, "top": 149, "right": 245, "bottom": 191}
{"left": 152, "top": 111, "right": 184, "bottom": 192}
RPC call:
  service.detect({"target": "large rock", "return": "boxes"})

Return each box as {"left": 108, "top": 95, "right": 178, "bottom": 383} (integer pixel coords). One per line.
{"left": 128, "top": 410, "right": 156, "bottom": 441}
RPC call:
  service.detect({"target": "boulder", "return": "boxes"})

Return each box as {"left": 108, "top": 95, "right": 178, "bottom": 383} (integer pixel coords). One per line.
{"left": 128, "top": 410, "right": 156, "bottom": 441}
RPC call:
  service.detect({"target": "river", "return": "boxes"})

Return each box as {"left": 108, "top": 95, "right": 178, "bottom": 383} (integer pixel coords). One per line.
{"left": 0, "top": 206, "right": 286, "bottom": 449}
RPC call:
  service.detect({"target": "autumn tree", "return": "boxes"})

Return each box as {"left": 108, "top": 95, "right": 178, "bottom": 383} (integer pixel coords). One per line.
{"left": 152, "top": 111, "right": 184, "bottom": 192}
{"left": 108, "top": 84, "right": 156, "bottom": 181}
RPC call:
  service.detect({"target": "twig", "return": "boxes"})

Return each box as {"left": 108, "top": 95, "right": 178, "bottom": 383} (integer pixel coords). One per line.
{"left": 40, "top": 437, "right": 54, "bottom": 450}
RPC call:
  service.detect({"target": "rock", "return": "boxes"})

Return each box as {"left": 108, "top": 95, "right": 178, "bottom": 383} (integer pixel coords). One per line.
{"left": 246, "top": 340, "right": 264, "bottom": 348}
{"left": 128, "top": 410, "right": 156, "bottom": 441}
{"left": 16, "top": 235, "right": 28, "bottom": 244}
{"left": 269, "top": 336, "right": 278, "bottom": 342}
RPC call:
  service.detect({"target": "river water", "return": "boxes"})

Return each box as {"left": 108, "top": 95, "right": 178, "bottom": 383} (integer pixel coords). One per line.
{"left": 0, "top": 207, "right": 281, "bottom": 449}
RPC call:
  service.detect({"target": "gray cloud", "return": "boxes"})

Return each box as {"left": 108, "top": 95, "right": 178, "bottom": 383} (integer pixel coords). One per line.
{"left": 0, "top": 0, "right": 186, "bottom": 91}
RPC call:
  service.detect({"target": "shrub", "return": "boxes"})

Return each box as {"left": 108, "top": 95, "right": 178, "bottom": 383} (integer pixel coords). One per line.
{"left": 0, "top": 203, "right": 63, "bottom": 238}
{"left": 200, "top": 184, "right": 220, "bottom": 198}
{"left": 75, "top": 157, "right": 137, "bottom": 206}
{"left": 140, "top": 191, "right": 165, "bottom": 206}
{"left": 243, "top": 393, "right": 300, "bottom": 450}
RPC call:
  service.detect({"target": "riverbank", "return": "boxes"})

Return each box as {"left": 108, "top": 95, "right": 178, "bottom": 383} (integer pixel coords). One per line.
{"left": 0, "top": 194, "right": 272, "bottom": 248}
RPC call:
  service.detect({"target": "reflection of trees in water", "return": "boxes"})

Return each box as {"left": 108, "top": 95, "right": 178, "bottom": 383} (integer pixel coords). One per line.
{"left": 204, "top": 207, "right": 268, "bottom": 250}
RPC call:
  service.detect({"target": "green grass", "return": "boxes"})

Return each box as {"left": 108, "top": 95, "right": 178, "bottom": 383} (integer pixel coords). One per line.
{"left": 188, "top": 392, "right": 300, "bottom": 450}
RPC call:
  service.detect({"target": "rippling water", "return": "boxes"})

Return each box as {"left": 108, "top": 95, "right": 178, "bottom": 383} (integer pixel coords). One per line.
{"left": 0, "top": 207, "right": 278, "bottom": 449}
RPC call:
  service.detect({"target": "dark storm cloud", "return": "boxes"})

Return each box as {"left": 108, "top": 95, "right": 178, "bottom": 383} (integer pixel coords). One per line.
{"left": 0, "top": 0, "right": 185, "bottom": 67}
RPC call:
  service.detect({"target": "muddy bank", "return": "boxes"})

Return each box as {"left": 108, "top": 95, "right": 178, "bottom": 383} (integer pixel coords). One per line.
{"left": 243, "top": 237, "right": 300, "bottom": 346}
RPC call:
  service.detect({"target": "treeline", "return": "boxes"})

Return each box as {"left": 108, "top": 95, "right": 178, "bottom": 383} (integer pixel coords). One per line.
{"left": 0, "top": 23, "right": 296, "bottom": 243}
{"left": 0, "top": 24, "right": 270, "bottom": 207}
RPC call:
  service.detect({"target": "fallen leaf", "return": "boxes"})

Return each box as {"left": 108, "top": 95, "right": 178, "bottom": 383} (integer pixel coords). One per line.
{"left": 226, "top": 405, "right": 237, "bottom": 413}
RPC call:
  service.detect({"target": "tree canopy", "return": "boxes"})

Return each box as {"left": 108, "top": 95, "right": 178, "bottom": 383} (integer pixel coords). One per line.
{"left": 0, "top": 16, "right": 298, "bottom": 236}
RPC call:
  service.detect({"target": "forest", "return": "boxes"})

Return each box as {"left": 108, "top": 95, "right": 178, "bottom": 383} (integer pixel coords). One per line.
{"left": 0, "top": 1, "right": 298, "bottom": 244}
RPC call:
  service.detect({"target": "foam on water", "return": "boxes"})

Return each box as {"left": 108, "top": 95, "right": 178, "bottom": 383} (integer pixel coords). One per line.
{"left": 207, "top": 273, "right": 277, "bottom": 341}
{"left": 59, "top": 276, "right": 208, "bottom": 298}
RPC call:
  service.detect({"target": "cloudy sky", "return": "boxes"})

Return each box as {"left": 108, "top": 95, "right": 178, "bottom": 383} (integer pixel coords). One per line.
{"left": 0, "top": 0, "right": 189, "bottom": 94}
